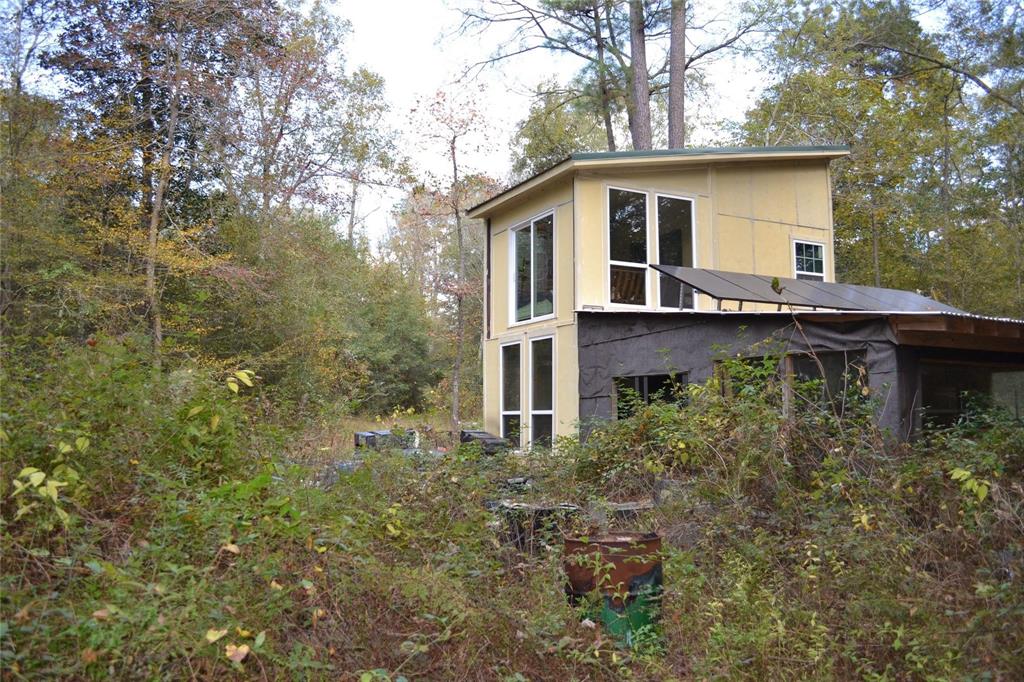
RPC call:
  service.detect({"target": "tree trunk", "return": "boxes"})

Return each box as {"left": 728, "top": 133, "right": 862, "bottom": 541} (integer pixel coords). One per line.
{"left": 592, "top": 0, "right": 616, "bottom": 151}
{"left": 871, "top": 210, "right": 881, "bottom": 287}
{"left": 450, "top": 137, "right": 463, "bottom": 429}
{"left": 627, "top": 0, "right": 652, "bottom": 150}
{"left": 667, "top": 0, "right": 686, "bottom": 148}
{"left": 145, "top": 29, "right": 184, "bottom": 364}
{"left": 347, "top": 178, "right": 359, "bottom": 243}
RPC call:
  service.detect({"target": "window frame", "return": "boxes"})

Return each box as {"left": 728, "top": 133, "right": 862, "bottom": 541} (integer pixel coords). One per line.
{"left": 509, "top": 211, "right": 556, "bottom": 327}
{"left": 529, "top": 335, "right": 555, "bottom": 446}
{"left": 792, "top": 239, "right": 826, "bottom": 281}
{"left": 606, "top": 186, "right": 651, "bottom": 309}
{"left": 499, "top": 341, "right": 522, "bottom": 445}
{"left": 653, "top": 191, "right": 698, "bottom": 310}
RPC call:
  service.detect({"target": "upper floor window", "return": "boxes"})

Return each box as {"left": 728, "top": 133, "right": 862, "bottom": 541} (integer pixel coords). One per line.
{"left": 513, "top": 214, "right": 554, "bottom": 322}
{"left": 794, "top": 241, "right": 825, "bottom": 281}
{"left": 609, "top": 188, "right": 648, "bottom": 305}
{"left": 656, "top": 195, "right": 695, "bottom": 309}
{"left": 608, "top": 188, "right": 695, "bottom": 308}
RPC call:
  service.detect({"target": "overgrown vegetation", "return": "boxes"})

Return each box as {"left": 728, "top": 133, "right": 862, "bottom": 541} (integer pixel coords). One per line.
{"left": 4, "top": 343, "right": 1021, "bottom": 679}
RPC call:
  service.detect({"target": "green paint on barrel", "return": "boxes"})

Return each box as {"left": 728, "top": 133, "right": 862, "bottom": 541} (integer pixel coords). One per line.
{"left": 563, "top": 531, "right": 663, "bottom": 646}
{"left": 600, "top": 583, "right": 661, "bottom": 646}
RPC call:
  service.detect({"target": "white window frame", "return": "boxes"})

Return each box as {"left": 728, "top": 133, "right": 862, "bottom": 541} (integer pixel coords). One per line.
{"left": 529, "top": 335, "right": 555, "bottom": 446}
{"left": 793, "top": 239, "right": 826, "bottom": 281}
{"left": 509, "top": 211, "right": 556, "bottom": 327}
{"left": 606, "top": 186, "right": 651, "bottom": 309}
{"left": 499, "top": 340, "right": 522, "bottom": 445}
{"left": 653, "top": 192, "right": 699, "bottom": 310}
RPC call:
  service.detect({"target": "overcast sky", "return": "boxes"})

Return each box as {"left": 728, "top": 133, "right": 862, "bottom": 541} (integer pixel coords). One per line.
{"left": 336, "top": 0, "right": 769, "bottom": 246}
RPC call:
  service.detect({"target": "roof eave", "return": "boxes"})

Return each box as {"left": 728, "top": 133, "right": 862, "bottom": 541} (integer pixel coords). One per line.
{"left": 466, "top": 146, "right": 850, "bottom": 220}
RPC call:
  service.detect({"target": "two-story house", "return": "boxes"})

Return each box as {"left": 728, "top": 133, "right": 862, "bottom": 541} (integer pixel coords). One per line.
{"left": 467, "top": 146, "right": 1024, "bottom": 445}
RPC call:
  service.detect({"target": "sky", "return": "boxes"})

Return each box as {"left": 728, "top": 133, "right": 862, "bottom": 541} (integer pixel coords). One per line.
{"left": 336, "top": 0, "right": 769, "bottom": 246}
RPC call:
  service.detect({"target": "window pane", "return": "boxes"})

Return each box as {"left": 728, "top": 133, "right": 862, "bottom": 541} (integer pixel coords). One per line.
{"left": 531, "top": 338, "right": 553, "bottom": 411}
{"left": 658, "top": 196, "right": 695, "bottom": 308}
{"left": 610, "top": 264, "right": 646, "bottom": 305}
{"left": 515, "top": 228, "right": 531, "bottom": 321}
{"left": 531, "top": 414, "right": 552, "bottom": 447}
{"left": 533, "top": 216, "right": 554, "bottom": 317}
{"left": 501, "top": 344, "right": 520, "bottom": 412}
{"left": 502, "top": 414, "right": 521, "bottom": 442}
{"left": 796, "top": 273, "right": 825, "bottom": 282}
{"left": 609, "top": 189, "right": 647, "bottom": 263}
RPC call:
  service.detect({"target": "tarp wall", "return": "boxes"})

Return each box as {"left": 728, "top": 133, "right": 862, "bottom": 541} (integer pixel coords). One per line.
{"left": 576, "top": 312, "right": 911, "bottom": 437}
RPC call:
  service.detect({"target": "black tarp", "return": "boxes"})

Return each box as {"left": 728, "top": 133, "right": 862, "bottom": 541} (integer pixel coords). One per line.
{"left": 576, "top": 311, "right": 912, "bottom": 437}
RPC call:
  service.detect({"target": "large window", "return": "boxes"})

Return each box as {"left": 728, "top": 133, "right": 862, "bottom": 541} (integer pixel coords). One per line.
{"left": 513, "top": 214, "right": 554, "bottom": 322}
{"left": 609, "top": 188, "right": 697, "bottom": 308}
{"left": 794, "top": 241, "right": 825, "bottom": 281}
{"left": 656, "top": 195, "right": 695, "bottom": 309}
{"left": 530, "top": 337, "right": 553, "bottom": 446}
{"left": 500, "top": 343, "right": 521, "bottom": 441}
{"left": 609, "top": 189, "right": 648, "bottom": 305}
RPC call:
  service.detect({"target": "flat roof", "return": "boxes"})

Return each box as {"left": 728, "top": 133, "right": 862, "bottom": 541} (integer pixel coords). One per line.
{"left": 467, "top": 145, "right": 850, "bottom": 219}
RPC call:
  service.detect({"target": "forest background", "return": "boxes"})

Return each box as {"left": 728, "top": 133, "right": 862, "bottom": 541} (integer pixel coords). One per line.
{"left": 3, "top": 0, "right": 1021, "bottom": 426}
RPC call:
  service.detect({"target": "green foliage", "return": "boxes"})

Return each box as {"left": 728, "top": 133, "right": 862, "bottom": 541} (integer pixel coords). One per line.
{"left": 739, "top": 0, "right": 1024, "bottom": 317}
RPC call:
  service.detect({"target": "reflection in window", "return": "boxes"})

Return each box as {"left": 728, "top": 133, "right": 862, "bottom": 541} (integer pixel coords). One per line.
{"left": 531, "top": 337, "right": 553, "bottom": 446}
{"left": 614, "top": 373, "right": 688, "bottom": 419}
{"left": 609, "top": 189, "right": 647, "bottom": 305}
{"left": 533, "top": 216, "right": 553, "bottom": 317}
{"left": 513, "top": 214, "right": 554, "bottom": 322}
{"left": 501, "top": 344, "right": 521, "bottom": 442}
{"left": 794, "top": 241, "right": 824, "bottom": 281}
{"left": 657, "top": 195, "right": 694, "bottom": 308}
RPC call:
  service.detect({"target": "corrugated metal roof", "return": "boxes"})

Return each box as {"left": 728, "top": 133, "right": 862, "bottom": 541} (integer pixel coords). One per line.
{"left": 651, "top": 265, "right": 965, "bottom": 314}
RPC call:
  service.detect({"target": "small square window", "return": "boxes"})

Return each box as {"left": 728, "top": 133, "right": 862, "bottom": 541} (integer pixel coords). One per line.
{"left": 794, "top": 241, "right": 824, "bottom": 281}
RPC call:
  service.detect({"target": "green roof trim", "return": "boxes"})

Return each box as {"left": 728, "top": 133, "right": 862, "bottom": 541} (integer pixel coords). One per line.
{"left": 569, "top": 144, "right": 850, "bottom": 161}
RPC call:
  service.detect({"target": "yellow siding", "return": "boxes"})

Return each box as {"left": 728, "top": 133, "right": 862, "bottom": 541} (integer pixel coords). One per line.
{"left": 573, "top": 159, "right": 835, "bottom": 312}
{"left": 481, "top": 157, "right": 837, "bottom": 439}
{"left": 483, "top": 179, "right": 578, "bottom": 443}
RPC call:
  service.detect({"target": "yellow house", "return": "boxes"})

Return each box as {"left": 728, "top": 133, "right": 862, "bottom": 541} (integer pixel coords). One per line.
{"left": 467, "top": 146, "right": 1024, "bottom": 444}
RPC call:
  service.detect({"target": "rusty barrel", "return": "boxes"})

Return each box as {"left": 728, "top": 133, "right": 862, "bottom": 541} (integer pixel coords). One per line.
{"left": 563, "top": 531, "right": 663, "bottom": 644}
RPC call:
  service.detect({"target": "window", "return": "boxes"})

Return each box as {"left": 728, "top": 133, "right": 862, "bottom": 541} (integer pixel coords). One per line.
{"left": 609, "top": 189, "right": 648, "bottom": 305}
{"left": 794, "top": 241, "right": 825, "bottom": 281}
{"left": 921, "top": 362, "right": 1024, "bottom": 427}
{"left": 656, "top": 195, "right": 695, "bottom": 309}
{"left": 788, "top": 350, "right": 867, "bottom": 417}
{"left": 512, "top": 214, "right": 554, "bottom": 322}
{"left": 530, "top": 337, "right": 553, "bottom": 446}
{"left": 500, "top": 344, "right": 521, "bottom": 442}
{"left": 614, "top": 373, "right": 688, "bottom": 419}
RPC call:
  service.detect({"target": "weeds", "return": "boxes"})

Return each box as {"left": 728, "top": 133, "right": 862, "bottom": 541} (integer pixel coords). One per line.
{"left": 2, "top": 342, "right": 1022, "bottom": 679}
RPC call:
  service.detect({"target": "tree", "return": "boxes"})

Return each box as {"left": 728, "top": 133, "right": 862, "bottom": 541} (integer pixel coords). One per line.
{"left": 510, "top": 80, "right": 608, "bottom": 178}
{"left": 412, "top": 87, "right": 489, "bottom": 428}
{"left": 461, "top": 0, "right": 777, "bottom": 150}
{"left": 740, "top": 0, "right": 1024, "bottom": 317}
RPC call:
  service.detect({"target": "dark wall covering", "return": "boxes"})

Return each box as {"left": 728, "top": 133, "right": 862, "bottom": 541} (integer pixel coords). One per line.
{"left": 576, "top": 311, "right": 912, "bottom": 438}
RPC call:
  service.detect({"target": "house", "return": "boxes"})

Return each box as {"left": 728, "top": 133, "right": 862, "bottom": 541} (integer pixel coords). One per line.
{"left": 466, "top": 146, "right": 1024, "bottom": 446}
